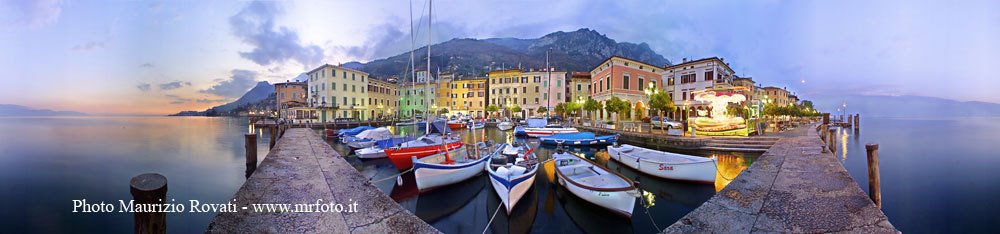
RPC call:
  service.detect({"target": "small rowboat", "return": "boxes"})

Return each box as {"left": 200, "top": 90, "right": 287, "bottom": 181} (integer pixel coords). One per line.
{"left": 553, "top": 150, "right": 637, "bottom": 217}
{"left": 469, "top": 121, "right": 485, "bottom": 129}
{"left": 337, "top": 126, "right": 375, "bottom": 137}
{"left": 538, "top": 132, "right": 619, "bottom": 146}
{"left": 524, "top": 127, "right": 579, "bottom": 138}
{"left": 486, "top": 142, "right": 539, "bottom": 214}
{"left": 606, "top": 144, "right": 717, "bottom": 183}
{"left": 413, "top": 142, "right": 497, "bottom": 191}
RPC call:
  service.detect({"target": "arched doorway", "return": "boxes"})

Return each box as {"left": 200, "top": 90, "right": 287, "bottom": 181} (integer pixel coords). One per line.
{"left": 634, "top": 101, "right": 646, "bottom": 120}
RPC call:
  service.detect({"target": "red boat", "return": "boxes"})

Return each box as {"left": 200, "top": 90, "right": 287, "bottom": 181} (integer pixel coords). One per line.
{"left": 447, "top": 121, "right": 466, "bottom": 130}
{"left": 385, "top": 135, "right": 463, "bottom": 171}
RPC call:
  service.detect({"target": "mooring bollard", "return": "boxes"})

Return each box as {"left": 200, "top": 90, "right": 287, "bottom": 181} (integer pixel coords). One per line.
{"left": 245, "top": 133, "right": 258, "bottom": 177}
{"left": 828, "top": 128, "right": 836, "bottom": 152}
{"left": 822, "top": 113, "right": 830, "bottom": 125}
{"left": 268, "top": 127, "right": 277, "bottom": 149}
{"left": 865, "top": 143, "right": 882, "bottom": 208}
{"left": 130, "top": 173, "right": 167, "bottom": 234}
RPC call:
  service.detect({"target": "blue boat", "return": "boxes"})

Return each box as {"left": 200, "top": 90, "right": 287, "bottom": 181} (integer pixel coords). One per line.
{"left": 538, "top": 132, "right": 619, "bottom": 146}
{"left": 337, "top": 126, "right": 375, "bottom": 137}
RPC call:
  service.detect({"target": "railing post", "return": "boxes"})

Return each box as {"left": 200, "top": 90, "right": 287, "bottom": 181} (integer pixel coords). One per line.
{"left": 245, "top": 133, "right": 258, "bottom": 178}
{"left": 865, "top": 143, "right": 882, "bottom": 208}
{"left": 130, "top": 173, "right": 167, "bottom": 234}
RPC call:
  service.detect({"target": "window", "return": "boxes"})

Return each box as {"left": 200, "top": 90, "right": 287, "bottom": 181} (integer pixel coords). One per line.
{"left": 332, "top": 96, "right": 337, "bottom": 105}
{"left": 352, "top": 73, "right": 356, "bottom": 80}
{"left": 361, "top": 76, "right": 365, "bottom": 82}
{"left": 599, "top": 80, "right": 603, "bottom": 92}
{"left": 352, "top": 85, "right": 356, "bottom": 92}
{"left": 543, "top": 93, "right": 548, "bottom": 100}
{"left": 343, "top": 97, "right": 347, "bottom": 105}
{"left": 623, "top": 75, "right": 630, "bottom": 90}
{"left": 543, "top": 80, "right": 548, "bottom": 87}
{"left": 535, "top": 97, "right": 540, "bottom": 104}
{"left": 668, "top": 77, "right": 675, "bottom": 86}
{"left": 705, "top": 71, "right": 714, "bottom": 81}
{"left": 343, "top": 72, "right": 346, "bottom": 78}
{"left": 557, "top": 80, "right": 561, "bottom": 87}
{"left": 650, "top": 81, "right": 656, "bottom": 89}
{"left": 534, "top": 76, "right": 541, "bottom": 83}
{"left": 535, "top": 86, "right": 539, "bottom": 93}
{"left": 343, "top": 84, "right": 347, "bottom": 91}
{"left": 557, "top": 93, "right": 561, "bottom": 100}
{"left": 681, "top": 74, "right": 696, "bottom": 83}
{"left": 606, "top": 76, "right": 611, "bottom": 90}
{"left": 638, "top": 77, "right": 645, "bottom": 89}
{"left": 577, "top": 84, "right": 582, "bottom": 91}
{"left": 522, "top": 77, "right": 527, "bottom": 83}
{"left": 514, "top": 88, "right": 518, "bottom": 94}
{"left": 522, "top": 98, "right": 526, "bottom": 104}
{"left": 682, "top": 91, "right": 687, "bottom": 100}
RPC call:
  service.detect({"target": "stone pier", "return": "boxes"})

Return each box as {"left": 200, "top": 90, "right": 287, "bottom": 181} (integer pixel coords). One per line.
{"left": 206, "top": 128, "right": 438, "bottom": 233}
{"left": 663, "top": 124, "right": 898, "bottom": 233}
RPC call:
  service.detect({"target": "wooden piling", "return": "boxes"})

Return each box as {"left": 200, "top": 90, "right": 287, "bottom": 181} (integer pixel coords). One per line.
{"left": 130, "top": 173, "right": 167, "bottom": 234}
{"left": 268, "top": 127, "right": 277, "bottom": 149}
{"left": 245, "top": 133, "right": 258, "bottom": 177}
{"left": 822, "top": 113, "right": 830, "bottom": 125}
{"left": 821, "top": 124, "right": 830, "bottom": 153}
{"left": 854, "top": 114, "right": 860, "bottom": 130}
{"left": 828, "top": 128, "right": 836, "bottom": 152}
{"left": 865, "top": 143, "right": 882, "bottom": 208}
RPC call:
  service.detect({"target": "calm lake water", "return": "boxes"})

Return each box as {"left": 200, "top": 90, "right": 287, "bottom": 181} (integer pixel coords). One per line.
{"left": 834, "top": 116, "right": 1000, "bottom": 233}
{"left": 0, "top": 117, "right": 271, "bottom": 233}
{"left": 3, "top": 116, "right": 994, "bottom": 233}
{"left": 328, "top": 125, "right": 757, "bottom": 234}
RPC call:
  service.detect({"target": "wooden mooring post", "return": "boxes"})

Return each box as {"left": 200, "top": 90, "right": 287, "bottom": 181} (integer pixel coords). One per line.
{"left": 854, "top": 114, "right": 860, "bottom": 131}
{"left": 244, "top": 133, "right": 258, "bottom": 178}
{"left": 821, "top": 124, "right": 830, "bottom": 153}
{"left": 828, "top": 128, "right": 836, "bottom": 152}
{"left": 865, "top": 143, "right": 882, "bottom": 208}
{"left": 130, "top": 173, "right": 167, "bottom": 234}
{"left": 268, "top": 126, "right": 277, "bottom": 149}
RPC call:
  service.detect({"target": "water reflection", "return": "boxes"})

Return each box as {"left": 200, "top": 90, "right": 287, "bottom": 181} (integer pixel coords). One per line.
{"left": 327, "top": 126, "right": 759, "bottom": 233}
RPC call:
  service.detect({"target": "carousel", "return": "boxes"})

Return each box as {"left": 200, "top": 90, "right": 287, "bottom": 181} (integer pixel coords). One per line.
{"left": 690, "top": 88, "right": 753, "bottom": 136}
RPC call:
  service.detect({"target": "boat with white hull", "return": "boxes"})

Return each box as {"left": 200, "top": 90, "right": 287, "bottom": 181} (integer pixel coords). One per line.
{"left": 497, "top": 121, "right": 515, "bottom": 131}
{"left": 354, "top": 136, "right": 415, "bottom": 159}
{"left": 606, "top": 144, "right": 717, "bottom": 183}
{"left": 486, "top": 142, "right": 539, "bottom": 214}
{"left": 412, "top": 142, "right": 496, "bottom": 191}
{"left": 524, "top": 127, "right": 579, "bottom": 137}
{"left": 553, "top": 150, "right": 637, "bottom": 217}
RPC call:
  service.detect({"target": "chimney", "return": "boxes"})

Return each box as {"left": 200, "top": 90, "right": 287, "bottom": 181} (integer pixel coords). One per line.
{"left": 682, "top": 58, "right": 688, "bottom": 63}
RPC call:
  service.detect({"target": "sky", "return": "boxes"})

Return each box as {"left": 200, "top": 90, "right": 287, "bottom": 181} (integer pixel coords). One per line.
{"left": 0, "top": 0, "right": 997, "bottom": 115}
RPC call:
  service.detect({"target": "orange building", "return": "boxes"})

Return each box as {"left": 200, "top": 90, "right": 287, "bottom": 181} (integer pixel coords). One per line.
{"left": 589, "top": 56, "right": 664, "bottom": 121}
{"left": 274, "top": 81, "right": 307, "bottom": 119}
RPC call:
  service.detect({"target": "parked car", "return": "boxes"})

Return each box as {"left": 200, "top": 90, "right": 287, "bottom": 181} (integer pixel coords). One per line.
{"left": 650, "top": 116, "right": 683, "bottom": 129}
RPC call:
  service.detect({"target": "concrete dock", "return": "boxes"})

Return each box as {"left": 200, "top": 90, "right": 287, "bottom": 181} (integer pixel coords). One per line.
{"left": 206, "top": 128, "right": 438, "bottom": 233}
{"left": 663, "top": 124, "right": 898, "bottom": 233}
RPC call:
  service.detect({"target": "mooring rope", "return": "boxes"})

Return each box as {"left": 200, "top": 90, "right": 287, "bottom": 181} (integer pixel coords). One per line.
{"left": 713, "top": 162, "right": 738, "bottom": 181}
{"left": 638, "top": 196, "right": 661, "bottom": 231}
{"left": 482, "top": 202, "right": 504, "bottom": 234}
{"left": 368, "top": 167, "right": 414, "bottom": 184}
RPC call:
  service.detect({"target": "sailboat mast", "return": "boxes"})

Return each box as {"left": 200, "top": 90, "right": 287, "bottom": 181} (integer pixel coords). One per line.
{"left": 546, "top": 50, "right": 550, "bottom": 119}
{"left": 423, "top": 0, "right": 432, "bottom": 135}
{"left": 409, "top": 0, "right": 416, "bottom": 120}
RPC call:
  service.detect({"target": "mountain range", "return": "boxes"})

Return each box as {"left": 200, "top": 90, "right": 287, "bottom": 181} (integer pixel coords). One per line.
{"left": 173, "top": 28, "right": 671, "bottom": 116}
{"left": 357, "top": 28, "right": 671, "bottom": 78}
{"left": 0, "top": 104, "right": 87, "bottom": 116}
{"left": 170, "top": 81, "right": 274, "bottom": 116}
{"left": 812, "top": 95, "right": 1000, "bottom": 118}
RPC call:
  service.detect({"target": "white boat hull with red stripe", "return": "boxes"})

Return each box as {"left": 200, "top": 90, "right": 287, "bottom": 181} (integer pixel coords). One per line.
{"left": 524, "top": 127, "right": 578, "bottom": 137}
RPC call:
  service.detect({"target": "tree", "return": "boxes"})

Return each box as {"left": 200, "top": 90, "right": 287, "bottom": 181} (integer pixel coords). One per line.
{"left": 536, "top": 106, "right": 547, "bottom": 114}
{"left": 508, "top": 104, "right": 522, "bottom": 119}
{"left": 605, "top": 97, "right": 626, "bottom": 127}
{"left": 648, "top": 89, "right": 676, "bottom": 132}
{"left": 485, "top": 104, "right": 499, "bottom": 118}
{"left": 554, "top": 103, "right": 566, "bottom": 117}
{"left": 438, "top": 108, "right": 449, "bottom": 115}
{"left": 582, "top": 97, "right": 602, "bottom": 126}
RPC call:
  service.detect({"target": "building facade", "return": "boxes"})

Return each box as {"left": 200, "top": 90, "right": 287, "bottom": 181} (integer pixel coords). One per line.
{"left": 519, "top": 70, "right": 567, "bottom": 116}
{"left": 307, "top": 64, "right": 369, "bottom": 122}
{"left": 436, "top": 72, "right": 454, "bottom": 114}
{"left": 448, "top": 77, "right": 488, "bottom": 117}
{"left": 275, "top": 81, "right": 308, "bottom": 119}
{"left": 661, "top": 57, "right": 735, "bottom": 119}
{"left": 366, "top": 78, "right": 398, "bottom": 120}
{"left": 762, "top": 86, "right": 791, "bottom": 107}
{"left": 399, "top": 82, "right": 436, "bottom": 118}
{"left": 487, "top": 69, "right": 522, "bottom": 118}
{"left": 590, "top": 56, "right": 663, "bottom": 121}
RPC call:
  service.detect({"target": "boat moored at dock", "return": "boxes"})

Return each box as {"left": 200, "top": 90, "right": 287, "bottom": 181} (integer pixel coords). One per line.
{"left": 606, "top": 144, "right": 717, "bottom": 183}
{"left": 539, "top": 132, "right": 618, "bottom": 146}
{"left": 486, "top": 142, "right": 539, "bottom": 214}
{"left": 552, "top": 150, "right": 637, "bottom": 217}
{"left": 412, "top": 142, "right": 497, "bottom": 191}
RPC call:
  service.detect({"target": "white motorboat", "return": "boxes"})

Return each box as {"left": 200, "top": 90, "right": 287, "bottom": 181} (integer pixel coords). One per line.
{"left": 552, "top": 150, "right": 637, "bottom": 217}
{"left": 486, "top": 142, "right": 539, "bottom": 214}
{"left": 412, "top": 142, "right": 496, "bottom": 191}
{"left": 355, "top": 146, "right": 386, "bottom": 159}
{"left": 343, "top": 127, "right": 393, "bottom": 149}
{"left": 497, "top": 121, "right": 515, "bottom": 131}
{"left": 607, "top": 144, "right": 717, "bottom": 183}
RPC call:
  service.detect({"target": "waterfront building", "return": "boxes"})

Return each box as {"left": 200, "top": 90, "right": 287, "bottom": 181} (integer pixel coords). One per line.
{"left": 520, "top": 70, "right": 567, "bottom": 117}
{"left": 487, "top": 69, "right": 522, "bottom": 118}
{"left": 366, "top": 77, "right": 399, "bottom": 120}
{"left": 788, "top": 94, "right": 799, "bottom": 106}
{"left": 399, "top": 82, "right": 436, "bottom": 118}
{"left": 274, "top": 81, "right": 308, "bottom": 119}
{"left": 731, "top": 77, "right": 756, "bottom": 102}
{"left": 661, "top": 57, "right": 735, "bottom": 119}
{"left": 436, "top": 72, "right": 454, "bottom": 115}
{"left": 448, "top": 77, "right": 488, "bottom": 117}
{"left": 762, "top": 86, "right": 791, "bottom": 107}
{"left": 307, "top": 64, "right": 369, "bottom": 122}
{"left": 589, "top": 56, "right": 663, "bottom": 121}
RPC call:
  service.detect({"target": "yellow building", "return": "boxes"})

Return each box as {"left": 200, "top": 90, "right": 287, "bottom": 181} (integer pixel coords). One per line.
{"left": 307, "top": 64, "right": 369, "bottom": 122}
{"left": 448, "top": 77, "right": 488, "bottom": 117}
{"left": 762, "top": 86, "right": 791, "bottom": 107}
{"left": 488, "top": 69, "right": 523, "bottom": 118}
{"left": 436, "top": 72, "right": 454, "bottom": 114}
{"left": 366, "top": 78, "right": 398, "bottom": 120}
